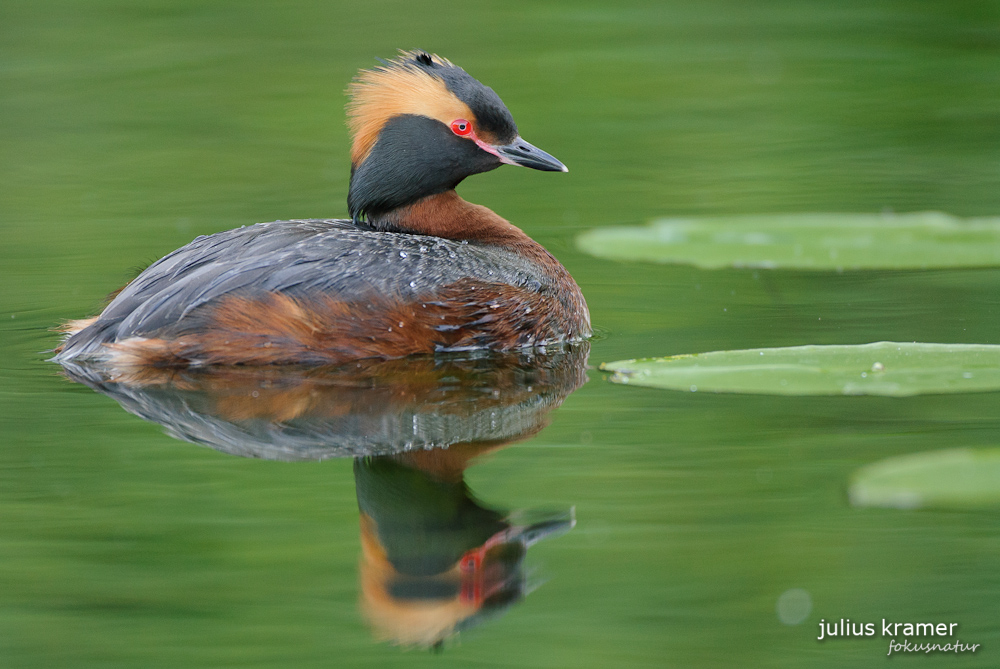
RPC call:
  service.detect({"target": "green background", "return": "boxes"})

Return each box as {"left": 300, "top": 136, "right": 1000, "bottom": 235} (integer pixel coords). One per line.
{"left": 4, "top": 0, "right": 1000, "bottom": 666}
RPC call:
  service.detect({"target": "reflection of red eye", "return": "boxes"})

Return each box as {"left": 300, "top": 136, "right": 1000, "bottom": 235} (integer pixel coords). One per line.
{"left": 451, "top": 119, "right": 472, "bottom": 136}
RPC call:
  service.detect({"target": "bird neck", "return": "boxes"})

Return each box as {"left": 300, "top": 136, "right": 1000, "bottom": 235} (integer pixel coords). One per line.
{"left": 368, "top": 190, "right": 540, "bottom": 254}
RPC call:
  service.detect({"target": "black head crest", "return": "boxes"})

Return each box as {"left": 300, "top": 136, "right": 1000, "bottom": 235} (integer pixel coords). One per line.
{"left": 346, "top": 51, "right": 520, "bottom": 222}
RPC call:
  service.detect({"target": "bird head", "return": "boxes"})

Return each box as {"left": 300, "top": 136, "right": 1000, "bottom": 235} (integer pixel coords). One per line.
{"left": 346, "top": 50, "right": 566, "bottom": 223}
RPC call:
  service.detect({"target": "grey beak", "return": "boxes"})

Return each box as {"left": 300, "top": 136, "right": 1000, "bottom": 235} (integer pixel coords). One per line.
{"left": 494, "top": 136, "right": 568, "bottom": 172}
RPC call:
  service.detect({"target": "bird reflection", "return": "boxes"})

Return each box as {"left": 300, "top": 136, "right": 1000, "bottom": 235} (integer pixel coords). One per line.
{"left": 357, "top": 450, "right": 573, "bottom": 647}
{"left": 58, "top": 344, "right": 588, "bottom": 647}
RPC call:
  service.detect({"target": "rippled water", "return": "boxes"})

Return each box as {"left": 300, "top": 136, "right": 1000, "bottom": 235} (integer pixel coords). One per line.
{"left": 4, "top": 1, "right": 1000, "bottom": 667}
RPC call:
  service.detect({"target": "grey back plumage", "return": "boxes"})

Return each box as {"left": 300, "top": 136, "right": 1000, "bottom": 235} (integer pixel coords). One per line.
{"left": 56, "top": 219, "right": 555, "bottom": 360}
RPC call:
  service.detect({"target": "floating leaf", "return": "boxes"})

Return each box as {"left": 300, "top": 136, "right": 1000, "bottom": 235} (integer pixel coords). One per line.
{"left": 600, "top": 342, "right": 1000, "bottom": 397}
{"left": 577, "top": 212, "right": 1000, "bottom": 270}
{"left": 850, "top": 449, "right": 1000, "bottom": 509}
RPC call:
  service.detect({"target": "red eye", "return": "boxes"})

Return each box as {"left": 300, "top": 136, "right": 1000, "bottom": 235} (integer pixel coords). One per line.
{"left": 451, "top": 119, "right": 472, "bottom": 136}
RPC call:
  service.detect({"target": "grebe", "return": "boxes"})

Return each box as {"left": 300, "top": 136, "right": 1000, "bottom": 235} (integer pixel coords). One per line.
{"left": 55, "top": 50, "right": 590, "bottom": 367}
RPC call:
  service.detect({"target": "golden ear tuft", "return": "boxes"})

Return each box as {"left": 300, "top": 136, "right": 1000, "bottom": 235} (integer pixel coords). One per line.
{"left": 346, "top": 50, "right": 473, "bottom": 166}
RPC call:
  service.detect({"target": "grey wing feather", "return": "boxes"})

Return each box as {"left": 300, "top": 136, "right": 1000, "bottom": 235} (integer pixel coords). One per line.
{"left": 57, "top": 219, "right": 551, "bottom": 359}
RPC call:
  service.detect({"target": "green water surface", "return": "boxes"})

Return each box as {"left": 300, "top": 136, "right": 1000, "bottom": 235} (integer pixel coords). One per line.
{"left": 4, "top": 1, "right": 1000, "bottom": 667}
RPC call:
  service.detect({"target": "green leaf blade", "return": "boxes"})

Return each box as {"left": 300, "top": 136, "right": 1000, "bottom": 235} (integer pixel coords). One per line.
{"left": 850, "top": 449, "right": 1000, "bottom": 509}
{"left": 601, "top": 342, "right": 1000, "bottom": 397}
{"left": 577, "top": 213, "right": 1000, "bottom": 270}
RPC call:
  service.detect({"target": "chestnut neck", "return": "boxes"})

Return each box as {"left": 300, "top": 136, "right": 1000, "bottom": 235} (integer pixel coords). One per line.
{"left": 394, "top": 440, "right": 511, "bottom": 484}
{"left": 367, "top": 190, "right": 545, "bottom": 256}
